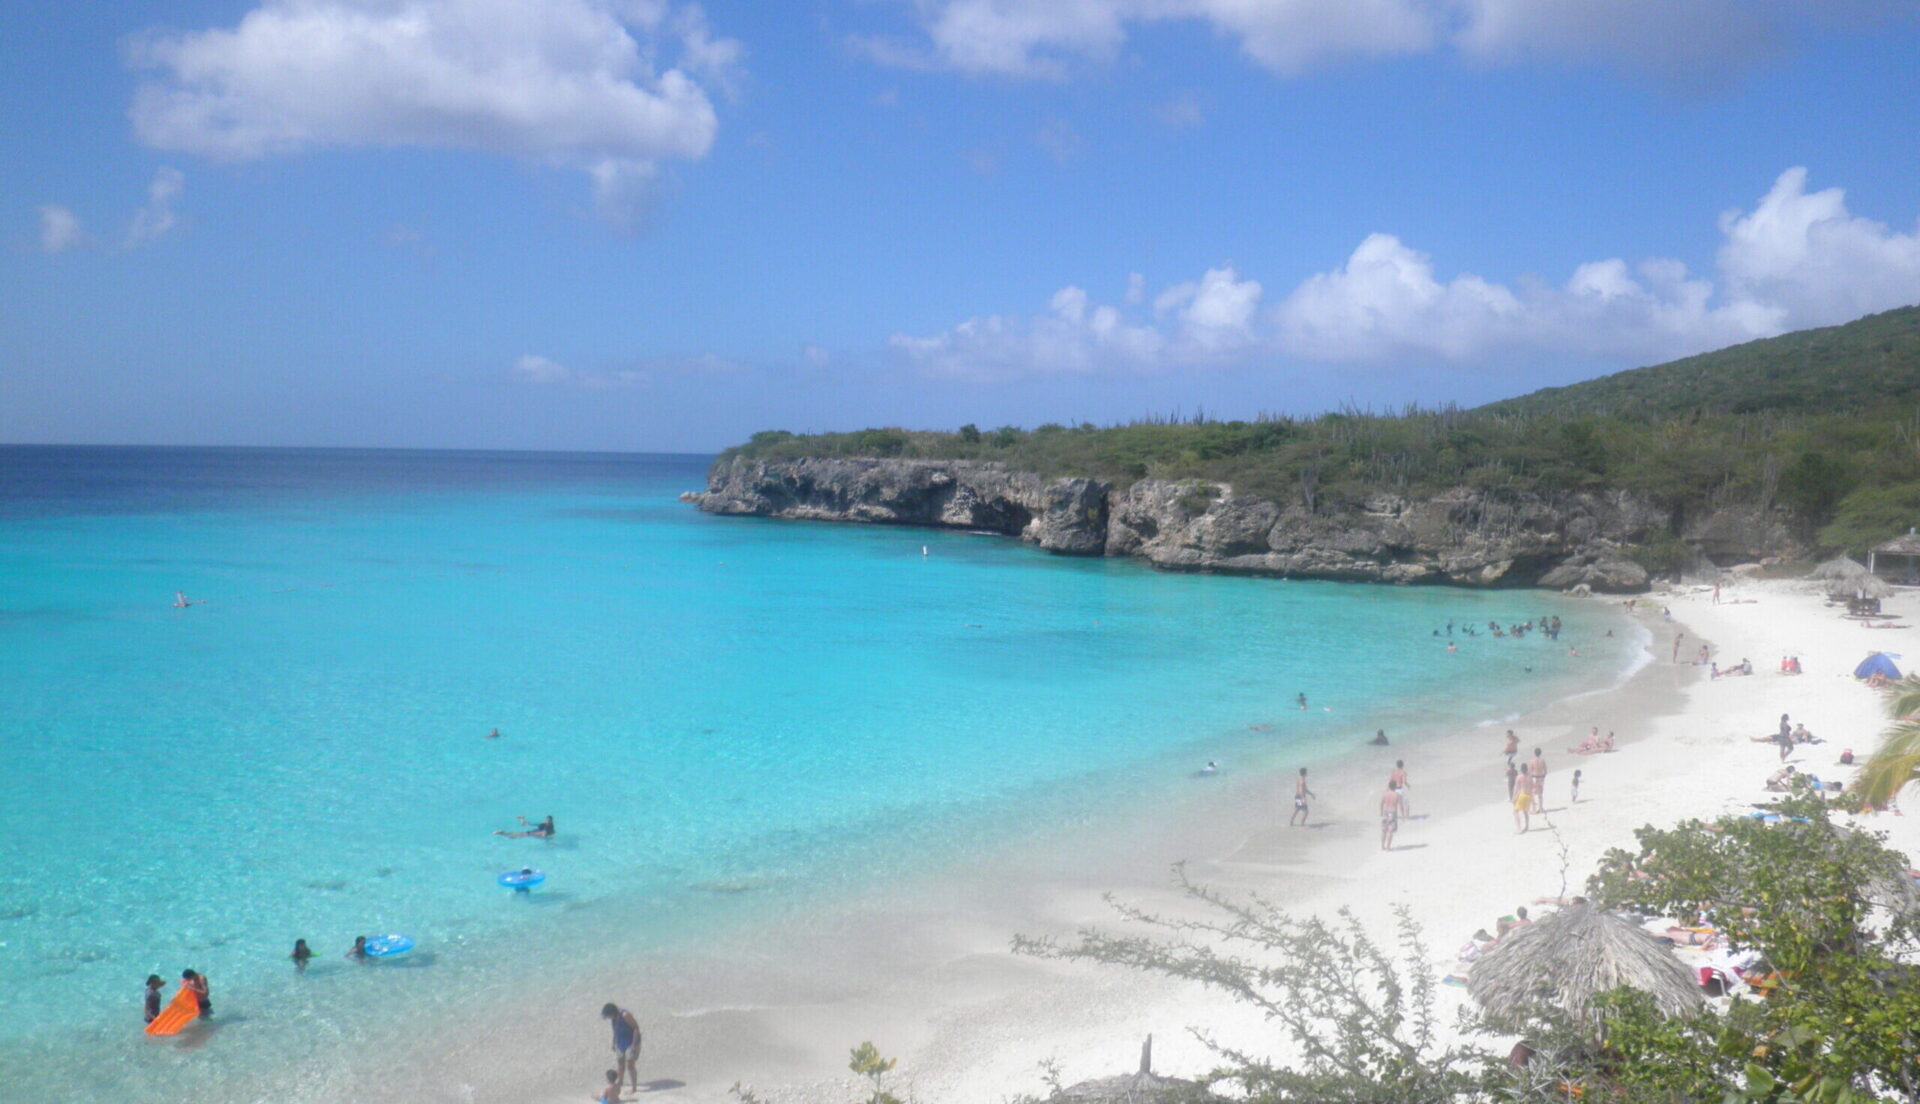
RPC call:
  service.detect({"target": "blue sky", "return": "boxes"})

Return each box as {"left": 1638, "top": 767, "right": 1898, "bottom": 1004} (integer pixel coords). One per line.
{"left": 5, "top": 1, "right": 1919, "bottom": 452}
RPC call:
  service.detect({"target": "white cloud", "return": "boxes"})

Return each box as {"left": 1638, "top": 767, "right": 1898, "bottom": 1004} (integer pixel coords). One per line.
{"left": 1033, "top": 117, "right": 1083, "bottom": 163}
{"left": 126, "top": 166, "right": 184, "bottom": 246}
{"left": 1151, "top": 91, "right": 1204, "bottom": 129}
{"left": 861, "top": 0, "right": 1863, "bottom": 84}
{"left": 512, "top": 350, "right": 741, "bottom": 388}
{"left": 128, "top": 0, "right": 738, "bottom": 225}
{"left": 890, "top": 168, "right": 1920, "bottom": 379}
{"left": 37, "top": 205, "right": 83, "bottom": 253}
{"left": 513, "top": 354, "right": 573, "bottom": 384}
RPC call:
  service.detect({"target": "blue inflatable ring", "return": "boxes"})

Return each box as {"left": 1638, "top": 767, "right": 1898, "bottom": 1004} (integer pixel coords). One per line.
{"left": 364, "top": 934, "right": 414, "bottom": 958}
{"left": 498, "top": 869, "right": 545, "bottom": 890}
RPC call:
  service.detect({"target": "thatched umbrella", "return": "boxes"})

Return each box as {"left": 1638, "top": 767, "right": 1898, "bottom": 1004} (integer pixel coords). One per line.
{"left": 1809, "top": 555, "right": 1869, "bottom": 581}
{"left": 1053, "top": 1037, "right": 1225, "bottom": 1104}
{"left": 1831, "top": 574, "right": 1896, "bottom": 599}
{"left": 1467, "top": 904, "right": 1701, "bottom": 1031}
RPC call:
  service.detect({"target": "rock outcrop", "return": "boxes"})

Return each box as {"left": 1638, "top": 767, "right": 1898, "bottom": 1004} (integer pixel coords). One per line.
{"left": 693, "top": 456, "right": 1736, "bottom": 592}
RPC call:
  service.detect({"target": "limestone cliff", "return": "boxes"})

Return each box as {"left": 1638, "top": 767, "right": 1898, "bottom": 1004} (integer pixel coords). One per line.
{"left": 690, "top": 455, "right": 1748, "bottom": 592}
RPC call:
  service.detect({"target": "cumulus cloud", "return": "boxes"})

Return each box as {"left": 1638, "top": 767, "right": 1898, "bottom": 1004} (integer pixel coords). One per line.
{"left": 511, "top": 350, "right": 742, "bottom": 388}
{"left": 890, "top": 168, "right": 1920, "bottom": 379}
{"left": 128, "top": 0, "right": 739, "bottom": 226}
{"left": 37, "top": 205, "right": 83, "bottom": 253}
{"left": 126, "top": 166, "right": 184, "bottom": 246}
{"left": 859, "top": 0, "right": 1863, "bottom": 84}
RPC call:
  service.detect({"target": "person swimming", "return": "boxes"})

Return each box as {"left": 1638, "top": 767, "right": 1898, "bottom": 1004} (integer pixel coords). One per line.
{"left": 495, "top": 814, "right": 555, "bottom": 839}
{"left": 346, "top": 935, "right": 369, "bottom": 962}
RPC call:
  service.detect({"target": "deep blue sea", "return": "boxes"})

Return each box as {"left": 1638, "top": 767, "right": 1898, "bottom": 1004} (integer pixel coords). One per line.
{"left": 0, "top": 446, "right": 1638, "bottom": 1102}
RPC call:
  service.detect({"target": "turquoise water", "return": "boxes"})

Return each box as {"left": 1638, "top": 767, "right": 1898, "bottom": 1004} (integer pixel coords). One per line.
{"left": 0, "top": 447, "right": 1636, "bottom": 1102}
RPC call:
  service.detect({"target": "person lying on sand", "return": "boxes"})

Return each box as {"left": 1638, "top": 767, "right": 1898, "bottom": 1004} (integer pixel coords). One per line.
{"left": 1664, "top": 926, "right": 1719, "bottom": 949}
{"left": 1863, "top": 621, "right": 1911, "bottom": 629}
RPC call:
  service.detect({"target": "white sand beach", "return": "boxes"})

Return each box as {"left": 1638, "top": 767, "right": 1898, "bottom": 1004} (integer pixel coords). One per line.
{"left": 490, "top": 579, "right": 1918, "bottom": 1104}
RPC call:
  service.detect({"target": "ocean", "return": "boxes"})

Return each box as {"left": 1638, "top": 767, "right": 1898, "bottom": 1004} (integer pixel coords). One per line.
{"left": 0, "top": 446, "right": 1641, "bottom": 1102}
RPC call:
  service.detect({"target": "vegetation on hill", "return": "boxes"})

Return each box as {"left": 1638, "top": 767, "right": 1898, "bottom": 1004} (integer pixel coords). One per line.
{"left": 724, "top": 307, "right": 1920, "bottom": 558}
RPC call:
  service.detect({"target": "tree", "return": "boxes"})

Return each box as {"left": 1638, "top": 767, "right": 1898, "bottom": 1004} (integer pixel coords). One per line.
{"left": 1857, "top": 676, "right": 1920, "bottom": 810}
{"left": 1013, "top": 867, "right": 1492, "bottom": 1103}
{"left": 1588, "top": 791, "right": 1920, "bottom": 1100}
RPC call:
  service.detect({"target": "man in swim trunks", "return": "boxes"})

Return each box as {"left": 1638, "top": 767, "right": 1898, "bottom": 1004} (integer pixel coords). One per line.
{"left": 1388, "top": 760, "right": 1410, "bottom": 815}
{"left": 602, "top": 1003, "right": 641, "bottom": 1091}
{"left": 182, "top": 969, "right": 210, "bottom": 1017}
{"left": 1379, "top": 785, "right": 1403, "bottom": 850}
{"left": 1502, "top": 729, "right": 1519, "bottom": 759}
{"left": 1526, "top": 748, "right": 1548, "bottom": 802}
{"left": 1289, "top": 768, "right": 1315, "bottom": 827}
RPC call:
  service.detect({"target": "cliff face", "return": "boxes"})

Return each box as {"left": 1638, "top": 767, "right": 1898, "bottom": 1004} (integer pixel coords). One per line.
{"left": 693, "top": 456, "right": 1735, "bottom": 592}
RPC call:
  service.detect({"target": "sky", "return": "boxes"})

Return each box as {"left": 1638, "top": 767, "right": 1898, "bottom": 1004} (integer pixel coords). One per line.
{"left": 4, "top": 0, "right": 1920, "bottom": 453}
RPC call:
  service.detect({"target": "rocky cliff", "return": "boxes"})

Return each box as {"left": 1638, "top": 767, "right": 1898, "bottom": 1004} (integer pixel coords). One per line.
{"left": 691, "top": 456, "right": 1701, "bottom": 591}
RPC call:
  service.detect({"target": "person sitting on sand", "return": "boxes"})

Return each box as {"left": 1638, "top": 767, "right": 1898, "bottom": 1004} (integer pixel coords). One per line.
{"left": 1868, "top": 669, "right": 1892, "bottom": 688}
{"left": 597, "top": 1067, "right": 624, "bottom": 1104}
{"left": 496, "top": 814, "right": 555, "bottom": 839}
{"left": 1765, "top": 766, "right": 1797, "bottom": 792}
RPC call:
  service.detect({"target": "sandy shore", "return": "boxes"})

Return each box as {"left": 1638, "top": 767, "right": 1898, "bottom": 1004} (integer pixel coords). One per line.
{"left": 471, "top": 579, "right": 1916, "bottom": 1104}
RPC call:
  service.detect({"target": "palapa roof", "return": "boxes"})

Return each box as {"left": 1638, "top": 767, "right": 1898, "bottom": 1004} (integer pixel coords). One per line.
{"left": 1809, "top": 555, "right": 1870, "bottom": 580}
{"left": 1467, "top": 904, "right": 1702, "bottom": 1030}
{"left": 1054, "top": 1037, "right": 1226, "bottom": 1104}
{"left": 1833, "top": 574, "right": 1896, "bottom": 599}
{"left": 1872, "top": 533, "right": 1920, "bottom": 556}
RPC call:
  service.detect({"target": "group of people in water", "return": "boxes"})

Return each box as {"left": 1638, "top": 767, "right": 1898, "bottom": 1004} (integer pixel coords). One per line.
{"left": 143, "top": 969, "right": 210, "bottom": 1024}
{"left": 1432, "top": 615, "right": 1565, "bottom": 641}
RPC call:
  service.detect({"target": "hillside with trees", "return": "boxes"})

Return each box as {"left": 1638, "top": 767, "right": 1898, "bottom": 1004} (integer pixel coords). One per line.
{"left": 724, "top": 306, "right": 1920, "bottom": 560}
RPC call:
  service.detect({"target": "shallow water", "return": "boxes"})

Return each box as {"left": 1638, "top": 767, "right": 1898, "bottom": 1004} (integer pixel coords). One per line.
{"left": 0, "top": 446, "right": 1637, "bottom": 1102}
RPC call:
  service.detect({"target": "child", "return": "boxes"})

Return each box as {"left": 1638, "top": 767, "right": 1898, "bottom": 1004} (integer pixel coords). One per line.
{"left": 144, "top": 975, "right": 165, "bottom": 1024}
{"left": 596, "top": 1068, "right": 623, "bottom": 1104}
{"left": 291, "top": 939, "right": 313, "bottom": 971}
{"left": 1571, "top": 769, "right": 1583, "bottom": 804}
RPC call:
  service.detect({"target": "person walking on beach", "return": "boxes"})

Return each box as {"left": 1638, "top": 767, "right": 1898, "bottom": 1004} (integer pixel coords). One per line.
{"left": 144, "top": 974, "right": 165, "bottom": 1024}
{"left": 1290, "top": 768, "right": 1315, "bottom": 827}
{"left": 1502, "top": 729, "right": 1519, "bottom": 759}
{"left": 1513, "top": 785, "right": 1534, "bottom": 833}
{"left": 602, "top": 1003, "right": 642, "bottom": 1092}
{"left": 1776, "top": 714, "right": 1794, "bottom": 762}
{"left": 1505, "top": 760, "right": 1519, "bottom": 801}
{"left": 1526, "top": 748, "right": 1548, "bottom": 802}
{"left": 1379, "top": 785, "right": 1403, "bottom": 850}
{"left": 1571, "top": 769, "right": 1583, "bottom": 804}
{"left": 1672, "top": 632, "right": 1683, "bottom": 664}
{"left": 1388, "top": 760, "right": 1411, "bottom": 815}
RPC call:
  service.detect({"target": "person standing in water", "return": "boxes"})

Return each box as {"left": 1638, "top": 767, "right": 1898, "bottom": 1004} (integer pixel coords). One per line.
{"left": 602, "top": 1003, "right": 642, "bottom": 1093}
{"left": 1290, "top": 768, "right": 1315, "bottom": 827}
{"left": 144, "top": 975, "right": 164, "bottom": 1024}
{"left": 290, "top": 939, "right": 313, "bottom": 972}
{"left": 1295, "top": 692, "right": 1308, "bottom": 710}
{"left": 181, "top": 969, "right": 210, "bottom": 1017}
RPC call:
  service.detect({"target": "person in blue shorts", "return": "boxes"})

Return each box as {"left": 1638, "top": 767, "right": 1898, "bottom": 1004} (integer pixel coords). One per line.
{"left": 602, "top": 1003, "right": 641, "bottom": 1091}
